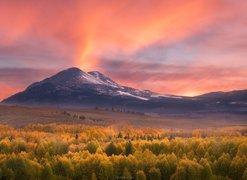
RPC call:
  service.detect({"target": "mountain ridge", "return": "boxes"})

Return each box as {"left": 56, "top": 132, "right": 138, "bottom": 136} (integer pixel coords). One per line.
{"left": 2, "top": 67, "right": 247, "bottom": 114}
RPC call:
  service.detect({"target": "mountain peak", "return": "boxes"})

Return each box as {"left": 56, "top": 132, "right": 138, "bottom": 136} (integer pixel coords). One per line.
{"left": 66, "top": 67, "right": 82, "bottom": 71}
{"left": 59, "top": 67, "right": 84, "bottom": 76}
{"left": 26, "top": 67, "right": 101, "bottom": 90}
{"left": 88, "top": 71, "right": 102, "bottom": 75}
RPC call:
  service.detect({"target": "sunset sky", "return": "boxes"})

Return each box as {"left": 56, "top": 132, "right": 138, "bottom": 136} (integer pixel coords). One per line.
{"left": 0, "top": 0, "right": 247, "bottom": 100}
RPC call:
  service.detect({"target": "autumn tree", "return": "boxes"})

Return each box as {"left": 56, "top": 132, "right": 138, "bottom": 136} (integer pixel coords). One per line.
{"left": 149, "top": 167, "right": 161, "bottom": 180}
{"left": 214, "top": 153, "right": 231, "bottom": 177}
{"left": 122, "top": 167, "right": 131, "bottom": 179}
{"left": 136, "top": 170, "right": 146, "bottom": 180}
{"left": 171, "top": 159, "right": 203, "bottom": 180}
{"left": 53, "top": 157, "right": 74, "bottom": 178}
{"left": 229, "top": 155, "right": 247, "bottom": 180}
{"left": 242, "top": 168, "right": 247, "bottom": 180}
{"left": 41, "top": 163, "right": 53, "bottom": 180}
{"left": 98, "top": 160, "right": 114, "bottom": 179}
{"left": 200, "top": 158, "right": 213, "bottom": 180}
{"left": 86, "top": 141, "right": 99, "bottom": 154}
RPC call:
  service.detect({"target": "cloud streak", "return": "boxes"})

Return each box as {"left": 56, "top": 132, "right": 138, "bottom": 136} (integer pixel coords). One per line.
{"left": 101, "top": 60, "right": 247, "bottom": 96}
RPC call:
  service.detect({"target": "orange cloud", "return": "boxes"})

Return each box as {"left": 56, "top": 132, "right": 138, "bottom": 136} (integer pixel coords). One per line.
{"left": 0, "top": 0, "right": 222, "bottom": 69}
{"left": 0, "top": 0, "right": 246, "bottom": 99}
{"left": 101, "top": 60, "right": 247, "bottom": 96}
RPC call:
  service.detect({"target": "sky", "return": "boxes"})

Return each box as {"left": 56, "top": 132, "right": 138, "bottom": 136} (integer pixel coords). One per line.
{"left": 0, "top": 0, "right": 247, "bottom": 100}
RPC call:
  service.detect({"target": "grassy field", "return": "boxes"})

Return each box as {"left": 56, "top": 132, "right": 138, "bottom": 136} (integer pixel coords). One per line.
{"left": 0, "top": 105, "right": 246, "bottom": 129}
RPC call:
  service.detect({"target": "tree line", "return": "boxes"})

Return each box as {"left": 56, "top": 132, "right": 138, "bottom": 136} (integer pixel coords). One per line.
{"left": 0, "top": 124, "right": 246, "bottom": 179}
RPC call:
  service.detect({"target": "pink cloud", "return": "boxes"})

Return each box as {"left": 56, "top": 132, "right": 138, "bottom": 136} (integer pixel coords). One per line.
{"left": 0, "top": 0, "right": 246, "bottom": 98}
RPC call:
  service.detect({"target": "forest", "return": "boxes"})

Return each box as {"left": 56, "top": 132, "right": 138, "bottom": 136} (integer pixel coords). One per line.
{"left": 0, "top": 124, "right": 246, "bottom": 180}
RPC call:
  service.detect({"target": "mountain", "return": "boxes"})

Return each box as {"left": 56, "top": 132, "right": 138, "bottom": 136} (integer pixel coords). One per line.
{"left": 195, "top": 90, "right": 247, "bottom": 113}
{"left": 2, "top": 67, "right": 247, "bottom": 114}
{"left": 197, "top": 90, "right": 247, "bottom": 102}
{"left": 1, "top": 67, "right": 153, "bottom": 104}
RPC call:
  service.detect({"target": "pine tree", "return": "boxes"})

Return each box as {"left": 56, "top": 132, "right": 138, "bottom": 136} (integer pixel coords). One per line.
{"left": 105, "top": 142, "right": 117, "bottom": 156}
{"left": 125, "top": 141, "right": 133, "bottom": 156}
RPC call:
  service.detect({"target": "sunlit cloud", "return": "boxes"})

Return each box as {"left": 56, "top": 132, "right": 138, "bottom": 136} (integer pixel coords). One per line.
{"left": 0, "top": 0, "right": 247, "bottom": 99}
{"left": 100, "top": 60, "right": 247, "bottom": 96}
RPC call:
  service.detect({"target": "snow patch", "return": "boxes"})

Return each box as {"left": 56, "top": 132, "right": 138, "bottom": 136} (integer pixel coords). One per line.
{"left": 151, "top": 94, "right": 183, "bottom": 99}
{"left": 88, "top": 71, "right": 119, "bottom": 88}
{"left": 80, "top": 73, "right": 103, "bottom": 84}
{"left": 117, "top": 91, "right": 149, "bottom": 101}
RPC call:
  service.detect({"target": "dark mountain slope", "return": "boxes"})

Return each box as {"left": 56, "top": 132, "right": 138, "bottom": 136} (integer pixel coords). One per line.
{"left": 3, "top": 67, "right": 247, "bottom": 114}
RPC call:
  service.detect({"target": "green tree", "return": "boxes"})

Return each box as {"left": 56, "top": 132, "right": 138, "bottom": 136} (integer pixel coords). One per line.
{"left": 118, "top": 132, "right": 123, "bottom": 138}
{"left": 125, "top": 141, "right": 134, "bottom": 156}
{"left": 105, "top": 142, "right": 120, "bottom": 156}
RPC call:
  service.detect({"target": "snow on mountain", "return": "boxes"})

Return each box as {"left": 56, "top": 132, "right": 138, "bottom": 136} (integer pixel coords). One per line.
{"left": 151, "top": 94, "right": 183, "bottom": 99}
{"left": 87, "top": 70, "right": 158, "bottom": 100}
{"left": 79, "top": 72, "right": 111, "bottom": 85}
{"left": 88, "top": 71, "right": 120, "bottom": 88}
{"left": 27, "top": 67, "right": 103, "bottom": 90}
{"left": 117, "top": 91, "right": 149, "bottom": 101}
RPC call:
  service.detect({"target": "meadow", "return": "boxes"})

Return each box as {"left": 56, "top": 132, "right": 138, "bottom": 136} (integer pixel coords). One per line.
{"left": 0, "top": 105, "right": 246, "bottom": 129}
{"left": 0, "top": 124, "right": 246, "bottom": 179}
